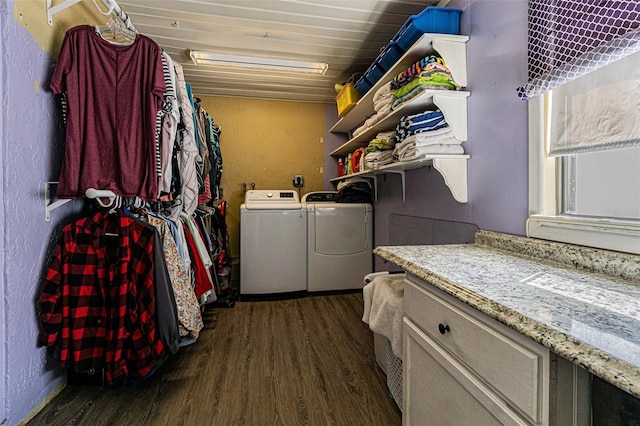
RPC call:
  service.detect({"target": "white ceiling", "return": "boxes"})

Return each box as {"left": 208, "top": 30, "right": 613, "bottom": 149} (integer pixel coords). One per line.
{"left": 117, "top": 0, "right": 450, "bottom": 103}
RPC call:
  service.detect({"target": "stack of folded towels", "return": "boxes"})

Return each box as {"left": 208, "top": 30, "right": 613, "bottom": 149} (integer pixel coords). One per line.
{"left": 391, "top": 54, "right": 460, "bottom": 109}
{"left": 352, "top": 55, "right": 459, "bottom": 138}
{"left": 353, "top": 84, "right": 395, "bottom": 137}
{"left": 392, "top": 109, "right": 464, "bottom": 162}
{"left": 363, "top": 130, "right": 395, "bottom": 170}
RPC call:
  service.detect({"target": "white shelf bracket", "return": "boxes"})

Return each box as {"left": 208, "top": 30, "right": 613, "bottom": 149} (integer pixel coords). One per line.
{"left": 433, "top": 94, "right": 468, "bottom": 141}
{"left": 371, "top": 175, "right": 378, "bottom": 201}
{"left": 47, "top": 0, "right": 82, "bottom": 26}
{"left": 432, "top": 39, "right": 468, "bottom": 87}
{"left": 383, "top": 170, "right": 407, "bottom": 202}
{"left": 432, "top": 158, "right": 468, "bottom": 203}
{"left": 45, "top": 182, "right": 72, "bottom": 221}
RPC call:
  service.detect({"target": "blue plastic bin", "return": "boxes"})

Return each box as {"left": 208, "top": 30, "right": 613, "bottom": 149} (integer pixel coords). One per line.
{"left": 392, "top": 7, "right": 462, "bottom": 51}
{"left": 376, "top": 42, "right": 404, "bottom": 71}
{"left": 363, "top": 62, "right": 385, "bottom": 87}
{"left": 354, "top": 76, "right": 372, "bottom": 96}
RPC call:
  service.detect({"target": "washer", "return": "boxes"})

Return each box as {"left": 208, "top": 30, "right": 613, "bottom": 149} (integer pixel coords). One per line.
{"left": 303, "top": 191, "right": 373, "bottom": 292}
{"left": 240, "top": 190, "right": 307, "bottom": 296}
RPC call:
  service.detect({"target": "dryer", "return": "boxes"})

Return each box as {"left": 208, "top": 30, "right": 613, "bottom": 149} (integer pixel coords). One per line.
{"left": 240, "top": 190, "right": 307, "bottom": 297}
{"left": 303, "top": 191, "right": 373, "bottom": 292}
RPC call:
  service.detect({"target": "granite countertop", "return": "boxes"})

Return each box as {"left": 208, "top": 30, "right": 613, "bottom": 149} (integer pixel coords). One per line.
{"left": 374, "top": 230, "right": 640, "bottom": 399}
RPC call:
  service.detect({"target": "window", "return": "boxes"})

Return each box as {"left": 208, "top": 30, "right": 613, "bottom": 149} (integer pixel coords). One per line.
{"left": 523, "top": 1, "right": 640, "bottom": 255}
{"left": 527, "top": 52, "right": 640, "bottom": 254}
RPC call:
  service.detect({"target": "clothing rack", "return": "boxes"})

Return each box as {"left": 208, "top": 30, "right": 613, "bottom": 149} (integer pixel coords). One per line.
{"left": 47, "top": 0, "right": 137, "bottom": 33}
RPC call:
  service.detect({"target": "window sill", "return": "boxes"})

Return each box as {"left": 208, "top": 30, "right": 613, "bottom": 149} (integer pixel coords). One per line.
{"left": 526, "top": 215, "right": 640, "bottom": 255}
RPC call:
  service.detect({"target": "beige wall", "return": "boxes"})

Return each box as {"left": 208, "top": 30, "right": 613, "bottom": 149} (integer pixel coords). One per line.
{"left": 198, "top": 96, "right": 326, "bottom": 266}
{"left": 14, "top": 0, "right": 111, "bottom": 55}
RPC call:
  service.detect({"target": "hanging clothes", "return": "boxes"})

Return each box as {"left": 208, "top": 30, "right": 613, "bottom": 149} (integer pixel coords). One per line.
{"left": 173, "top": 63, "right": 199, "bottom": 216}
{"left": 147, "top": 215, "right": 204, "bottom": 339}
{"left": 128, "top": 211, "right": 181, "bottom": 355}
{"left": 180, "top": 214, "right": 215, "bottom": 302}
{"left": 39, "top": 209, "right": 166, "bottom": 384}
{"left": 209, "top": 118, "right": 223, "bottom": 201}
{"left": 41, "top": 15, "right": 234, "bottom": 388}
{"left": 50, "top": 25, "right": 166, "bottom": 201}
{"left": 158, "top": 52, "right": 181, "bottom": 199}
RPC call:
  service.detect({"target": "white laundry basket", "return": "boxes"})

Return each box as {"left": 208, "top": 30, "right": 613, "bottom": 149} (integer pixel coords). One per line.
{"left": 363, "top": 271, "right": 404, "bottom": 410}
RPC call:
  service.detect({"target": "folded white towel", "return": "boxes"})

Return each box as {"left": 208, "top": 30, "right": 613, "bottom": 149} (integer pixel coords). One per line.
{"left": 376, "top": 130, "right": 395, "bottom": 140}
{"left": 362, "top": 274, "right": 405, "bottom": 359}
{"left": 364, "top": 150, "right": 394, "bottom": 169}
{"left": 396, "top": 144, "right": 465, "bottom": 161}
{"left": 394, "top": 134, "right": 461, "bottom": 154}
{"left": 353, "top": 124, "right": 368, "bottom": 138}
{"left": 414, "top": 126, "right": 453, "bottom": 138}
{"left": 371, "top": 103, "right": 393, "bottom": 124}
{"left": 373, "top": 82, "right": 392, "bottom": 104}
{"left": 374, "top": 93, "right": 394, "bottom": 112}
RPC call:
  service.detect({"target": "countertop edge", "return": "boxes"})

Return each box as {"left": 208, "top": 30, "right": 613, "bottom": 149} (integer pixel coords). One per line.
{"left": 374, "top": 245, "right": 640, "bottom": 399}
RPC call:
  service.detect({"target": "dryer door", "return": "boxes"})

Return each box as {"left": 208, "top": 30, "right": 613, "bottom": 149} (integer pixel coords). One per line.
{"left": 314, "top": 204, "right": 369, "bottom": 255}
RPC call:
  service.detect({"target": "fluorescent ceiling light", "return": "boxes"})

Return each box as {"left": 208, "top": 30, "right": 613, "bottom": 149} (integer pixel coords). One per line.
{"left": 189, "top": 50, "right": 328, "bottom": 75}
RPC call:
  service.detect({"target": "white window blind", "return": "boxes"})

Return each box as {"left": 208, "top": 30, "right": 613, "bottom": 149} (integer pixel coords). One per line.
{"left": 548, "top": 51, "right": 640, "bottom": 156}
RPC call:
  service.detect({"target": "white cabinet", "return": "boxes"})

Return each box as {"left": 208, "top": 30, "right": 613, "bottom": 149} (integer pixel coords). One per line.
{"left": 403, "top": 273, "right": 591, "bottom": 425}
{"left": 328, "top": 33, "right": 470, "bottom": 203}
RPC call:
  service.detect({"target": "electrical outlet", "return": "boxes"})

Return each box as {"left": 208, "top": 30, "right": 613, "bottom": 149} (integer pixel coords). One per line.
{"left": 293, "top": 175, "right": 304, "bottom": 187}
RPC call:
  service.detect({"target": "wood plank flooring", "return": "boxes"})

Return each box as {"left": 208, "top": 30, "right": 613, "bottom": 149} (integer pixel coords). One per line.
{"left": 27, "top": 293, "right": 401, "bottom": 426}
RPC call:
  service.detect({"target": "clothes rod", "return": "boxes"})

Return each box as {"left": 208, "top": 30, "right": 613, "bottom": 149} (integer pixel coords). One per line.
{"left": 85, "top": 188, "right": 118, "bottom": 208}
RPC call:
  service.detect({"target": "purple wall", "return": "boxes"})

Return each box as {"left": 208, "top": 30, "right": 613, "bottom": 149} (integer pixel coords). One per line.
{"left": 2, "top": 2, "right": 81, "bottom": 424}
{"left": 325, "top": 0, "right": 529, "bottom": 270}
{"left": 1, "top": 1, "right": 6, "bottom": 421}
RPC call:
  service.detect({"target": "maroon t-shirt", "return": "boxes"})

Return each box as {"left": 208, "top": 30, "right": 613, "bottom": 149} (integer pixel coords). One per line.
{"left": 50, "top": 25, "right": 166, "bottom": 201}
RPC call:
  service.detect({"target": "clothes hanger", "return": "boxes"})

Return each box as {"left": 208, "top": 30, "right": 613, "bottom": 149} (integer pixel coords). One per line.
{"left": 95, "top": 14, "right": 136, "bottom": 45}
{"left": 108, "top": 195, "right": 122, "bottom": 215}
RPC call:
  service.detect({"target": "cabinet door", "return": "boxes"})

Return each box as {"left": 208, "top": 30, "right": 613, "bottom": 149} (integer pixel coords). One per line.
{"left": 403, "top": 318, "right": 529, "bottom": 426}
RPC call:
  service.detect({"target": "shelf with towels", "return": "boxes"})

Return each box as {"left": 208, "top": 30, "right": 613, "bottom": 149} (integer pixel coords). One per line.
{"left": 330, "top": 33, "right": 469, "bottom": 135}
{"left": 329, "top": 90, "right": 469, "bottom": 157}
{"left": 328, "top": 31, "right": 470, "bottom": 204}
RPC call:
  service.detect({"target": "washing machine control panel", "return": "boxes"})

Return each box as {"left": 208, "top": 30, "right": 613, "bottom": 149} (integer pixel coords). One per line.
{"left": 244, "top": 190, "right": 300, "bottom": 204}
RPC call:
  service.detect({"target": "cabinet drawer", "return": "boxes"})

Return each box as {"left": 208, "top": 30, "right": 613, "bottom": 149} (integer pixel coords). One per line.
{"left": 404, "top": 276, "right": 548, "bottom": 423}
{"left": 403, "top": 318, "right": 529, "bottom": 426}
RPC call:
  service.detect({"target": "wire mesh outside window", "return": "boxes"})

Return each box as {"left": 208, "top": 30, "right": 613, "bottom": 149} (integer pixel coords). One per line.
{"left": 518, "top": 0, "right": 640, "bottom": 99}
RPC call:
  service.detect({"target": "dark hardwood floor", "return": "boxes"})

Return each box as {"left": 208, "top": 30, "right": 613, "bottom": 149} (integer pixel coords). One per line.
{"left": 27, "top": 293, "right": 401, "bottom": 426}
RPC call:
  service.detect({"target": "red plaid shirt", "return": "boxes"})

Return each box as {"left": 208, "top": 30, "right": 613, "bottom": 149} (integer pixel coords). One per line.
{"left": 40, "top": 209, "right": 165, "bottom": 383}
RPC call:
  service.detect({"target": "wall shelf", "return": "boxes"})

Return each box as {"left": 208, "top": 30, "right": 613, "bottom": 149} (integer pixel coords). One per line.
{"left": 331, "top": 155, "right": 469, "bottom": 203}
{"left": 330, "top": 90, "right": 468, "bottom": 157}
{"left": 329, "top": 30, "right": 469, "bottom": 204}
{"left": 330, "top": 33, "right": 469, "bottom": 134}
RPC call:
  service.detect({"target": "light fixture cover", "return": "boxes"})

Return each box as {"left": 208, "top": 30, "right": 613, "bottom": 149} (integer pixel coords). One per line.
{"left": 189, "top": 50, "right": 328, "bottom": 75}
